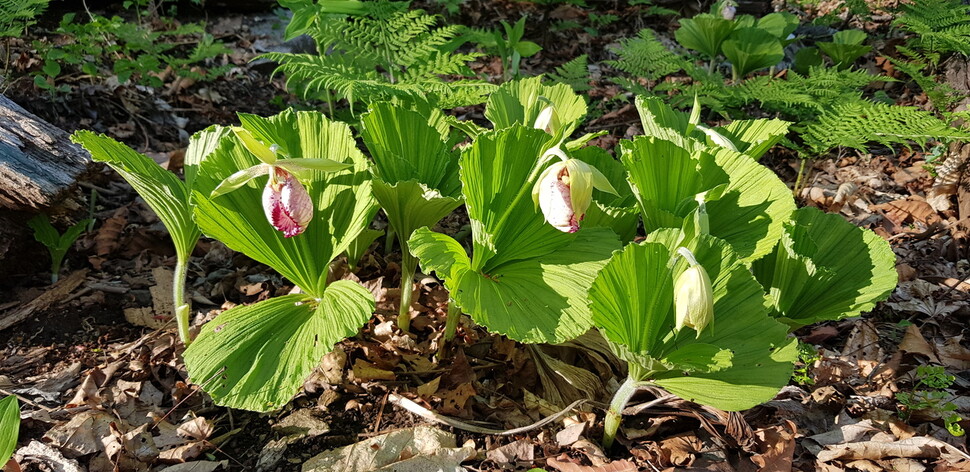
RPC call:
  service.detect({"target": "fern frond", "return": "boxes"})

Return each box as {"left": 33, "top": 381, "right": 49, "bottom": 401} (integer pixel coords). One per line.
{"left": 0, "top": 0, "right": 49, "bottom": 37}
{"left": 548, "top": 55, "right": 591, "bottom": 92}
{"left": 606, "top": 29, "right": 686, "bottom": 81}
{"left": 894, "top": 0, "right": 970, "bottom": 56}
{"left": 796, "top": 101, "right": 970, "bottom": 155}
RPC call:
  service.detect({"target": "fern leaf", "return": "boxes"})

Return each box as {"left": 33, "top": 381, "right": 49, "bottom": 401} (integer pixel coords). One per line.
{"left": 548, "top": 55, "right": 591, "bottom": 92}
{"left": 796, "top": 101, "right": 970, "bottom": 155}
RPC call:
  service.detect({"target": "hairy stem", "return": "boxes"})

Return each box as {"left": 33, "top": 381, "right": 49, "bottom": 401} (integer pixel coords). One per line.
{"left": 397, "top": 250, "right": 417, "bottom": 332}
{"left": 173, "top": 253, "right": 191, "bottom": 345}
{"left": 443, "top": 297, "right": 461, "bottom": 341}
{"left": 602, "top": 376, "right": 640, "bottom": 449}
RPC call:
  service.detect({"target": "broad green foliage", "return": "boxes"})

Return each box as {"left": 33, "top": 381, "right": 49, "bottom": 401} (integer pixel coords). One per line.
{"left": 358, "top": 102, "right": 462, "bottom": 328}
{"left": 620, "top": 135, "right": 795, "bottom": 262}
{"left": 485, "top": 77, "right": 588, "bottom": 140}
{"left": 721, "top": 27, "right": 784, "bottom": 78}
{"left": 73, "top": 128, "right": 224, "bottom": 344}
{"left": 72, "top": 130, "right": 205, "bottom": 261}
{"left": 751, "top": 207, "right": 898, "bottom": 329}
{"left": 185, "top": 110, "right": 378, "bottom": 410}
{"left": 817, "top": 30, "right": 871, "bottom": 70}
{"left": 265, "top": 0, "right": 493, "bottom": 112}
{"left": 0, "top": 395, "right": 17, "bottom": 466}
{"left": 633, "top": 96, "right": 789, "bottom": 159}
{"left": 27, "top": 214, "right": 92, "bottom": 283}
{"left": 409, "top": 126, "right": 620, "bottom": 344}
{"left": 185, "top": 288, "right": 374, "bottom": 411}
{"left": 191, "top": 111, "right": 377, "bottom": 297}
{"left": 675, "top": 13, "right": 736, "bottom": 61}
{"left": 589, "top": 230, "right": 796, "bottom": 410}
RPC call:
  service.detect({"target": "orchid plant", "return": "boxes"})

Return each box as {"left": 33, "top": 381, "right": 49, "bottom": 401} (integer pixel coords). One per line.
{"left": 73, "top": 127, "right": 225, "bottom": 344}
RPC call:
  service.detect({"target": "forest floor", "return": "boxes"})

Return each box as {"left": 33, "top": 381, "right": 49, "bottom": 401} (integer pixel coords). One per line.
{"left": 1, "top": 1, "right": 969, "bottom": 471}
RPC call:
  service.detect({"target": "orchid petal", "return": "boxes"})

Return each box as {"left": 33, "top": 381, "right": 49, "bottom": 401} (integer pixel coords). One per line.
{"left": 274, "top": 157, "right": 352, "bottom": 180}
{"left": 232, "top": 127, "right": 278, "bottom": 165}
{"left": 210, "top": 164, "right": 272, "bottom": 198}
{"left": 262, "top": 168, "right": 313, "bottom": 237}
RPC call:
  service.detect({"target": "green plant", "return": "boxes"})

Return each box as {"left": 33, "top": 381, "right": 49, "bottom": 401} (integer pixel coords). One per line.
{"left": 72, "top": 127, "right": 226, "bottom": 345}
{"left": 491, "top": 17, "right": 542, "bottom": 81}
{"left": 264, "top": 0, "right": 493, "bottom": 114}
{"left": 433, "top": 0, "right": 463, "bottom": 15}
{"left": 585, "top": 13, "right": 618, "bottom": 37}
{"left": 897, "top": 366, "right": 965, "bottom": 437}
{"left": 358, "top": 102, "right": 462, "bottom": 332}
{"left": 606, "top": 29, "right": 687, "bottom": 82}
{"left": 0, "top": 0, "right": 48, "bottom": 79}
{"left": 816, "top": 29, "right": 871, "bottom": 70}
{"left": 0, "top": 395, "right": 17, "bottom": 467}
{"left": 894, "top": 0, "right": 970, "bottom": 57}
{"left": 27, "top": 214, "right": 92, "bottom": 284}
{"left": 751, "top": 207, "right": 898, "bottom": 329}
{"left": 548, "top": 54, "right": 591, "bottom": 92}
{"left": 591, "top": 230, "right": 797, "bottom": 448}
{"left": 791, "top": 342, "right": 819, "bottom": 385}
{"left": 183, "top": 110, "right": 379, "bottom": 411}
{"left": 33, "top": 11, "right": 230, "bottom": 93}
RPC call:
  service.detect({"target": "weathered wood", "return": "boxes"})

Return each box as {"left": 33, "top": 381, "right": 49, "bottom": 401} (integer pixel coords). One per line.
{"left": 0, "top": 94, "right": 91, "bottom": 212}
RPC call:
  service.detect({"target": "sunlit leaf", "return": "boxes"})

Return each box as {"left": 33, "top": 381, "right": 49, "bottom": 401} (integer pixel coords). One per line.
{"left": 184, "top": 284, "right": 374, "bottom": 411}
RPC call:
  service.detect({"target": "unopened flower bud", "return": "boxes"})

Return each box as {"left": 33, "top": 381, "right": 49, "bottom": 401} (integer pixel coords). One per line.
{"left": 673, "top": 248, "right": 714, "bottom": 338}
{"left": 721, "top": 3, "right": 736, "bottom": 20}
{"left": 263, "top": 167, "right": 313, "bottom": 238}
{"left": 532, "top": 157, "right": 617, "bottom": 233}
{"left": 534, "top": 105, "right": 560, "bottom": 135}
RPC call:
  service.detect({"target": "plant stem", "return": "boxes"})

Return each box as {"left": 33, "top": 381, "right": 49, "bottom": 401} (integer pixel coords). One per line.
{"left": 602, "top": 376, "right": 640, "bottom": 449}
{"left": 173, "top": 253, "right": 192, "bottom": 345}
{"left": 397, "top": 251, "right": 417, "bottom": 332}
{"left": 443, "top": 297, "right": 461, "bottom": 341}
{"left": 792, "top": 157, "right": 810, "bottom": 198}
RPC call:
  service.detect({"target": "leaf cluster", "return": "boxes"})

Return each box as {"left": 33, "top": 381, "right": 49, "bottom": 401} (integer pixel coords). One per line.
{"left": 894, "top": 0, "right": 970, "bottom": 57}
{"left": 27, "top": 214, "right": 93, "bottom": 283}
{"left": 32, "top": 10, "right": 230, "bottom": 92}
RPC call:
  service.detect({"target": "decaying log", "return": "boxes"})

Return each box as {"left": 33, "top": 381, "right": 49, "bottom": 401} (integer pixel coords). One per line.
{"left": 0, "top": 94, "right": 92, "bottom": 263}
{"left": 0, "top": 95, "right": 91, "bottom": 211}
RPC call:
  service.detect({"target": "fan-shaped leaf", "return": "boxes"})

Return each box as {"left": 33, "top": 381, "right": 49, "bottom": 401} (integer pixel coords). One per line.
{"left": 183, "top": 284, "right": 374, "bottom": 411}
{"left": 751, "top": 207, "right": 898, "bottom": 328}
{"left": 589, "top": 230, "right": 796, "bottom": 411}
{"left": 485, "top": 77, "right": 588, "bottom": 140}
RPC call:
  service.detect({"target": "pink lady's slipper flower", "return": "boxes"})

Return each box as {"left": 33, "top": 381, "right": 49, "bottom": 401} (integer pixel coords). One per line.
{"left": 531, "top": 155, "right": 617, "bottom": 233}
{"left": 210, "top": 127, "right": 351, "bottom": 238}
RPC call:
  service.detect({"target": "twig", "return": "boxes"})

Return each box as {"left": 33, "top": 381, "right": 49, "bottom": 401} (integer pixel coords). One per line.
{"left": 621, "top": 394, "right": 678, "bottom": 416}
{"left": 0, "top": 388, "right": 55, "bottom": 412}
{"left": 388, "top": 393, "right": 588, "bottom": 435}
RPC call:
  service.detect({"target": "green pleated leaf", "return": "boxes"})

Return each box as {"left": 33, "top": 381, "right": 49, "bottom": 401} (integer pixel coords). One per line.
{"left": 359, "top": 103, "right": 462, "bottom": 267}
{"left": 621, "top": 137, "right": 795, "bottom": 262}
{"left": 183, "top": 284, "right": 374, "bottom": 411}
{"left": 346, "top": 228, "right": 383, "bottom": 269}
{"left": 674, "top": 14, "right": 737, "bottom": 60}
{"left": 589, "top": 230, "right": 796, "bottom": 411}
{"left": 191, "top": 110, "right": 378, "bottom": 297}
{"left": 484, "top": 76, "right": 587, "bottom": 140}
{"left": 359, "top": 102, "right": 461, "bottom": 197}
{"left": 72, "top": 131, "right": 200, "bottom": 258}
{"left": 713, "top": 119, "right": 790, "bottom": 160}
{"left": 409, "top": 126, "right": 621, "bottom": 344}
{"left": 722, "top": 27, "right": 785, "bottom": 77}
{"left": 0, "top": 395, "right": 18, "bottom": 466}
{"left": 411, "top": 226, "right": 619, "bottom": 344}
{"left": 751, "top": 207, "right": 898, "bottom": 329}
{"left": 372, "top": 180, "right": 462, "bottom": 248}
